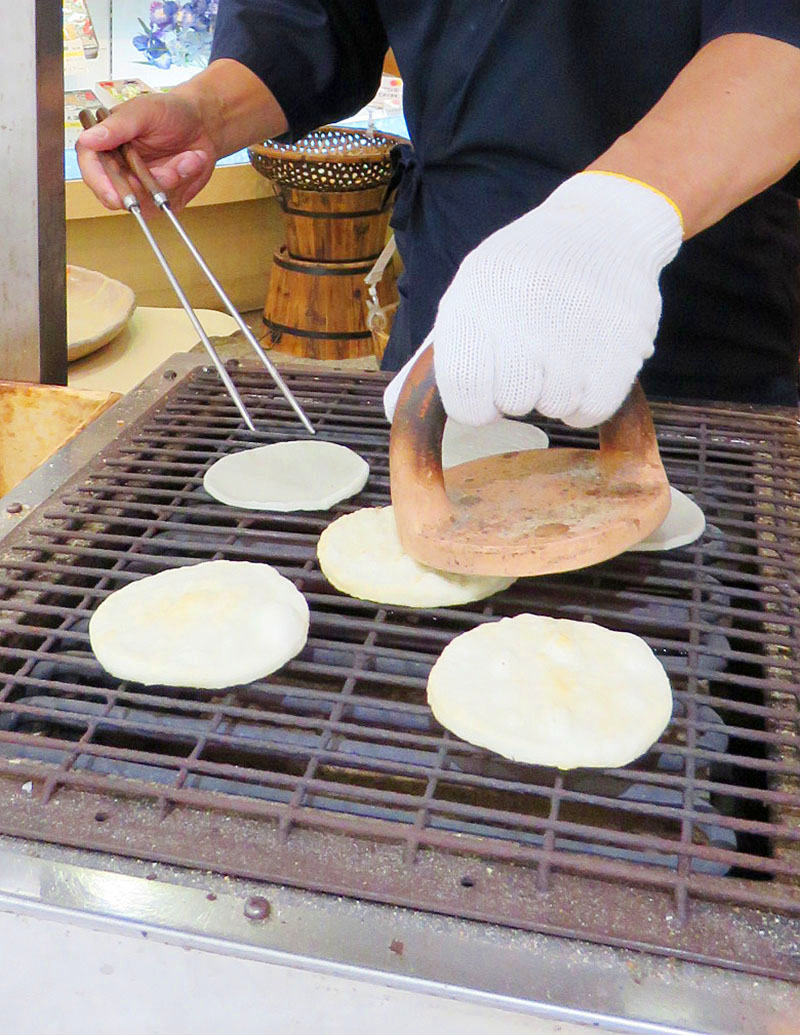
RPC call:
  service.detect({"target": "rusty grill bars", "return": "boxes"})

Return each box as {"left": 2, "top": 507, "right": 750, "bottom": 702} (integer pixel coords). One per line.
{"left": 0, "top": 365, "right": 797, "bottom": 979}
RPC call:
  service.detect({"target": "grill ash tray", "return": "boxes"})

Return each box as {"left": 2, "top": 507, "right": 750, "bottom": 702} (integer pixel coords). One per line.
{"left": 0, "top": 365, "right": 798, "bottom": 981}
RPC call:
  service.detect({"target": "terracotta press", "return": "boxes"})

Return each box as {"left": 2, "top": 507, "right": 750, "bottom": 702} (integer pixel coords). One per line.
{"left": 389, "top": 347, "right": 671, "bottom": 576}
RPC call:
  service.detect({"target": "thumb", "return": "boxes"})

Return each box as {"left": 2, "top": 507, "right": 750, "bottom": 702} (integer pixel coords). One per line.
{"left": 77, "top": 100, "right": 156, "bottom": 153}
{"left": 77, "top": 117, "right": 135, "bottom": 154}
{"left": 76, "top": 120, "right": 114, "bottom": 152}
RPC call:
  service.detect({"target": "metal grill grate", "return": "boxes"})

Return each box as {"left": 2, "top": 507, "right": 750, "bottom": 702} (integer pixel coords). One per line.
{"left": 0, "top": 364, "right": 798, "bottom": 979}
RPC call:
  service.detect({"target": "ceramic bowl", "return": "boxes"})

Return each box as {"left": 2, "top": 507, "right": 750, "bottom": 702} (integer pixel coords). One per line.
{"left": 67, "top": 265, "right": 136, "bottom": 361}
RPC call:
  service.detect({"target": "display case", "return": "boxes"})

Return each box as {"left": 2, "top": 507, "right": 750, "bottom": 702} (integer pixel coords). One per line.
{"left": 62, "top": 1, "right": 406, "bottom": 157}
{"left": 63, "top": 0, "right": 218, "bottom": 92}
{"left": 63, "top": 1, "right": 223, "bottom": 158}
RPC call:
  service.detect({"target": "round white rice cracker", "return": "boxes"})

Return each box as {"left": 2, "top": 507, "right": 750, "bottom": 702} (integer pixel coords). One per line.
{"left": 317, "top": 505, "right": 515, "bottom": 607}
{"left": 441, "top": 417, "right": 548, "bottom": 469}
{"left": 89, "top": 560, "right": 309, "bottom": 689}
{"left": 203, "top": 440, "right": 369, "bottom": 512}
{"left": 627, "top": 487, "right": 705, "bottom": 552}
{"left": 427, "top": 614, "right": 673, "bottom": 769}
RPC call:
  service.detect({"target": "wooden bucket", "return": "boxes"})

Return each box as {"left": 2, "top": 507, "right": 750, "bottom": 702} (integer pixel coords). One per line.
{"left": 264, "top": 247, "right": 398, "bottom": 360}
{"left": 276, "top": 184, "right": 392, "bottom": 262}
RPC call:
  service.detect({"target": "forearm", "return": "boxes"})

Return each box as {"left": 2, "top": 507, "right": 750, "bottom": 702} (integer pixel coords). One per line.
{"left": 587, "top": 33, "right": 800, "bottom": 238}
{"left": 173, "top": 57, "right": 289, "bottom": 157}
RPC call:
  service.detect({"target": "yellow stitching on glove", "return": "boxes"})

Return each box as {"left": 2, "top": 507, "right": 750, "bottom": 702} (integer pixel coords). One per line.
{"left": 581, "top": 170, "right": 685, "bottom": 232}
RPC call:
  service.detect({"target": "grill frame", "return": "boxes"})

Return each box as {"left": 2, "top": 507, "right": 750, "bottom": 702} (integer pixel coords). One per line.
{"left": 0, "top": 356, "right": 798, "bottom": 982}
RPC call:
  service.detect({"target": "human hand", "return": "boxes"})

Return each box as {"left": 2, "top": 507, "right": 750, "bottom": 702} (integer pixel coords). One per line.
{"left": 76, "top": 90, "right": 218, "bottom": 213}
{"left": 384, "top": 172, "right": 683, "bottom": 428}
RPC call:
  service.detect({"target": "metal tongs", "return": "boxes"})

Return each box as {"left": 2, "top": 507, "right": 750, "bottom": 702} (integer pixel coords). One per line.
{"left": 78, "top": 106, "right": 314, "bottom": 435}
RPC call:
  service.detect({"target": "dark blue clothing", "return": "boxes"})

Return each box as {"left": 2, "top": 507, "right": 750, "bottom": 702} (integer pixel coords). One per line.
{"left": 212, "top": 1, "right": 800, "bottom": 404}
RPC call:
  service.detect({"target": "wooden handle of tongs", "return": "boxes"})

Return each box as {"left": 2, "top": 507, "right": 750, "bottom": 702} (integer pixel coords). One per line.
{"left": 79, "top": 106, "right": 168, "bottom": 206}
{"left": 94, "top": 107, "right": 166, "bottom": 202}
{"left": 78, "top": 107, "right": 139, "bottom": 207}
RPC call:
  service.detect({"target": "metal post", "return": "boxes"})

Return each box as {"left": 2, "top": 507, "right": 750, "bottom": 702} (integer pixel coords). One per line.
{"left": 0, "top": 0, "right": 67, "bottom": 383}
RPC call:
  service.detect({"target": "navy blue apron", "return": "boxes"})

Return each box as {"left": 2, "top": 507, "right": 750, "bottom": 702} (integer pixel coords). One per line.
{"left": 213, "top": 0, "right": 800, "bottom": 404}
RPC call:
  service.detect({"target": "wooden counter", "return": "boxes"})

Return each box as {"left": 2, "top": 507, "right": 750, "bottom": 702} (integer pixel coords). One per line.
{"left": 66, "top": 162, "right": 284, "bottom": 312}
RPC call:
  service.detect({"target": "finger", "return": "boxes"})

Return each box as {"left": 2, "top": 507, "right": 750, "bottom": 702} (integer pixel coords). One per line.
{"left": 76, "top": 113, "right": 143, "bottom": 209}
{"left": 382, "top": 335, "right": 432, "bottom": 422}
{"left": 533, "top": 369, "right": 584, "bottom": 422}
{"left": 559, "top": 406, "right": 608, "bottom": 430}
{"left": 75, "top": 121, "right": 129, "bottom": 196}
{"left": 75, "top": 145, "right": 126, "bottom": 209}
{"left": 560, "top": 386, "right": 631, "bottom": 429}
{"left": 76, "top": 101, "right": 151, "bottom": 154}
{"left": 434, "top": 313, "right": 499, "bottom": 426}
{"left": 559, "top": 356, "right": 643, "bottom": 428}
{"left": 493, "top": 355, "right": 544, "bottom": 417}
{"left": 76, "top": 142, "right": 163, "bottom": 216}
{"left": 149, "top": 150, "right": 207, "bottom": 189}
{"left": 76, "top": 100, "right": 166, "bottom": 207}
{"left": 159, "top": 169, "right": 214, "bottom": 212}
{"left": 147, "top": 151, "right": 213, "bottom": 210}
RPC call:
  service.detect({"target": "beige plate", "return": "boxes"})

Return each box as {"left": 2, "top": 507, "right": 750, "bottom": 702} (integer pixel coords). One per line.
{"left": 67, "top": 265, "right": 136, "bottom": 361}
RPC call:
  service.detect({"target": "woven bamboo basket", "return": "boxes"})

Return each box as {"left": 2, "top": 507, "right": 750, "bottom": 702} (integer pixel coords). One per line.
{"left": 249, "top": 126, "right": 400, "bottom": 262}
{"left": 248, "top": 126, "right": 398, "bottom": 190}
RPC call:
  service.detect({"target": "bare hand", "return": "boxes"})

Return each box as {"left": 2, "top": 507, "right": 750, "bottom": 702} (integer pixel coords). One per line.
{"left": 75, "top": 90, "right": 218, "bottom": 212}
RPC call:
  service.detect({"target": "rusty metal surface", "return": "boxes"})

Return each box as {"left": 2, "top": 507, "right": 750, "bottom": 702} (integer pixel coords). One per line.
{"left": 0, "top": 364, "right": 798, "bottom": 981}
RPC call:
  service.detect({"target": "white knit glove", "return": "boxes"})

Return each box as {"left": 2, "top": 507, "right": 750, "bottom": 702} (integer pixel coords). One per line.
{"left": 384, "top": 171, "right": 683, "bottom": 428}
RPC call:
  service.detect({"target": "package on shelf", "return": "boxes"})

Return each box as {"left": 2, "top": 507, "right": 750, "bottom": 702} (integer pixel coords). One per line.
{"left": 63, "top": 22, "right": 90, "bottom": 80}
{"left": 374, "top": 74, "right": 403, "bottom": 112}
{"left": 94, "top": 78, "right": 154, "bottom": 107}
{"left": 64, "top": 88, "right": 102, "bottom": 148}
{"left": 63, "top": 0, "right": 99, "bottom": 60}
{"left": 348, "top": 73, "right": 404, "bottom": 127}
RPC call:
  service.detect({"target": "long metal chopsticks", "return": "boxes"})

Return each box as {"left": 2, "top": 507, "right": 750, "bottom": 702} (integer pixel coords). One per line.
{"left": 78, "top": 106, "right": 314, "bottom": 435}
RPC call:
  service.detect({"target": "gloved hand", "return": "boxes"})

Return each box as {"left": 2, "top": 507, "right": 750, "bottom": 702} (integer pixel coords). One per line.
{"left": 384, "top": 171, "right": 683, "bottom": 428}
{"left": 76, "top": 91, "right": 218, "bottom": 213}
